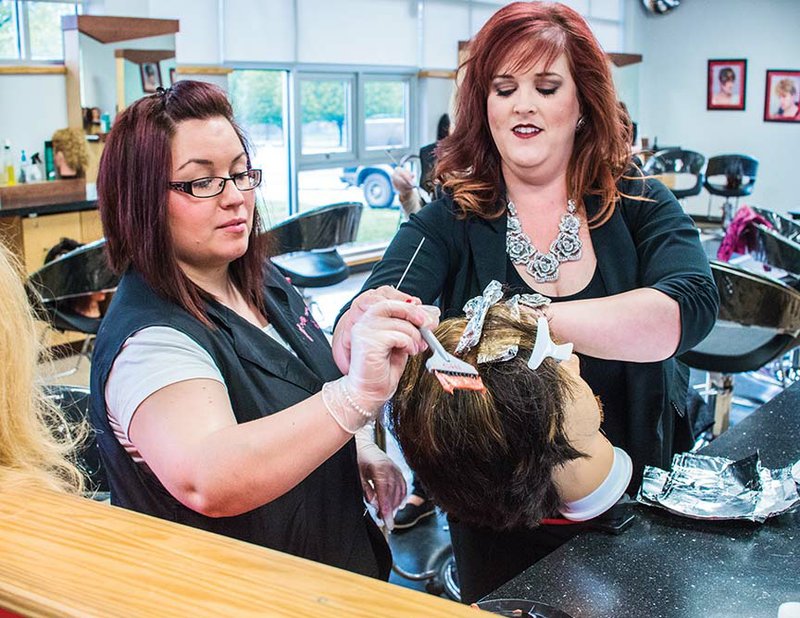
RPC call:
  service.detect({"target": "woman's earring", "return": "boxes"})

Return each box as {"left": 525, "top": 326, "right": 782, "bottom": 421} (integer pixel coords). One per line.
{"left": 576, "top": 116, "right": 586, "bottom": 131}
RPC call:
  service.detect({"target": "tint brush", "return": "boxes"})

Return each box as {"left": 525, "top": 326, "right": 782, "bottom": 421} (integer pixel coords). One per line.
{"left": 396, "top": 237, "right": 485, "bottom": 394}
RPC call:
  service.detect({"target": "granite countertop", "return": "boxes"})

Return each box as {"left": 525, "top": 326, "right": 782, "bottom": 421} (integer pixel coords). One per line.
{"left": 486, "top": 382, "right": 800, "bottom": 618}
{"left": 0, "top": 198, "right": 97, "bottom": 218}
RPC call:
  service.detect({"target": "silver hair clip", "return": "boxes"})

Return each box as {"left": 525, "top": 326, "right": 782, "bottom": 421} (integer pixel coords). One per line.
{"left": 518, "top": 292, "right": 551, "bottom": 311}
{"left": 455, "top": 280, "right": 504, "bottom": 355}
{"left": 528, "top": 317, "right": 573, "bottom": 370}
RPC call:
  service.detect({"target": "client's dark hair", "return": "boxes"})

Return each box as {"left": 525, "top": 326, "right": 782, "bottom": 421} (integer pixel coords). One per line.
{"left": 44, "top": 237, "right": 82, "bottom": 265}
{"left": 390, "top": 303, "right": 584, "bottom": 530}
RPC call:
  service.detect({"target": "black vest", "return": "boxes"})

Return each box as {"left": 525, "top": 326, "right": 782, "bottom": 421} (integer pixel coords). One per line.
{"left": 89, "top": 265, "right": 390, "bottom": 578}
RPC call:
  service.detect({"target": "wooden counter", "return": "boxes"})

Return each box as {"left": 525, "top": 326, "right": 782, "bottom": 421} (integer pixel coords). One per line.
{"left": 0, "top": 488, "right": 481, "bottom": 617}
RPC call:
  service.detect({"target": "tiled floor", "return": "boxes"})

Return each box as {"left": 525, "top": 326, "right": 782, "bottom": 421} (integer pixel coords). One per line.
{"left": 44, "top": 272, "right": 786, "bottom": 603}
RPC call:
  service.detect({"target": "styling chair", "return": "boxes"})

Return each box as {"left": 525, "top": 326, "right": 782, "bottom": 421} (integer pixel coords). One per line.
{"left": 703, "top": 154, "right": 758, "bottom": 227}
{"left": 266, "top": 202, "right": 363, "bottom": 329}
{"left": 679, "top": 260, "right": 800, "bottom": 440}
{"left": 642, "top": 148, "right": 706, "bottom": 201}
{"left": 752, "top": 222, "right": 800, "bottom": 282}
{"left": 27, "top": 239, "right": 118, "bottom": 377}
{"left": 750, "top": 206, "right": 800, "bottom": 245}
{"left": 43, "top": 384, "right": 109, "bottom": 499}
{"left": 266, "top": 202, "right": 363, "bottom": 288}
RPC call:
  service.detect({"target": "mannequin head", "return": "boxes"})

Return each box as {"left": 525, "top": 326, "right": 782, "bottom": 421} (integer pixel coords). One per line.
{"left": 391, "top": 301, "right": 619, "bottom": 529}
{"left": 51, "top": 128, "right": 88, "bottom": 178}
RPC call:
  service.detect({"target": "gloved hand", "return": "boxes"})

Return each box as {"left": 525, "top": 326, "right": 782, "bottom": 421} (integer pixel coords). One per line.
{"left": 332, "top": 286, "right": 422, "bottom": 374}
{"left": 391, "top": 168, "right": 424, "bottom": 217}
{"left": 324, "top": 299, "right": 439, "bottom": 433}
{"left": 356, "top": 422, "right": 406, "bottom": 530}
{"left": 391, "top": 167, "right": 416, "bottom": 195}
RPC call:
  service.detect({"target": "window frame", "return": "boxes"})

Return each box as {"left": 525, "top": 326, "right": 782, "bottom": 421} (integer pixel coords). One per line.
{"left": 357, "top": 72, "right": 416, "bottom": 165}
{"left": 229, "top": 63, "right": 418, "bottom": 220}
{"left": 295, "top": 71, "right": 357, "bottom": 170}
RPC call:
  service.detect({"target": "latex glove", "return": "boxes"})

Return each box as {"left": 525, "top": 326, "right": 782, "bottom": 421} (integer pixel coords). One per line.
{"left": 391, "top": 167, "right": 416, "bottom": 194}
{"left": 332, "top": 286, "right": 422, "bottom": 374}
{"left": 391, "top": 168, "right": 423, "bottom": 217}
{"left": 356, "top": 422, "right": 406, "bottom": 530}
{"left": 324, "top": 300, "right": 439, "bottom": 433}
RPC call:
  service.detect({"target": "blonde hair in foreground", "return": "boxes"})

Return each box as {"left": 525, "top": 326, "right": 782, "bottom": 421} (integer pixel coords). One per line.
{"left": 0, "top": 241, "right": 84, "bottom": 493}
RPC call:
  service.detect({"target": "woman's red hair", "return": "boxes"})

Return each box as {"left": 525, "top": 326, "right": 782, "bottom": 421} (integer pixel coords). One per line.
{"left": 436, "top": 1, "right": 633, "bottom": 225}
{"left": 97, "top": 80, "right": 269, "bottom": 325}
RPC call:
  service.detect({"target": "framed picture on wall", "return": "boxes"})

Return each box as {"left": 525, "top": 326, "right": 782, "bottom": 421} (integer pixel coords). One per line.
{"left": 707, "top": 59, "right": 746, "bottom": 110}
{"left": 764, "top": 69, "right": 800, "bottom": 122}
{"left": 140, "top": 62, "right": 162, "bottom": 93}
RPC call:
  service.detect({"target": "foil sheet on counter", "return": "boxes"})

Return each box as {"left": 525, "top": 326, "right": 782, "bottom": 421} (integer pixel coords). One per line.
{"left": 637, "top": 451, "right": 800, "bottom": 523}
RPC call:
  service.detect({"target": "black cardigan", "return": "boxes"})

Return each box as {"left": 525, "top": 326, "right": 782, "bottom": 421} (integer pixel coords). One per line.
{"left": 346, "top": 177, "right": 719, "bottom": 488}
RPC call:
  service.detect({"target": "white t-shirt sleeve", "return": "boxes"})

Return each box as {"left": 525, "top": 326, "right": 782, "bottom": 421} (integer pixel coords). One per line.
{"left": 105, "top": 326, "right": 226, "bottom": 442}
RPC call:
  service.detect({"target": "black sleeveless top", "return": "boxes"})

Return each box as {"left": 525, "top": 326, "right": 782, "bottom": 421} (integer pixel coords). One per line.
{"left": 506, "top": 262, "right": 628, "bottom": 448}
{"left": 89, "top": 265, "right": 390, "bottom": 579}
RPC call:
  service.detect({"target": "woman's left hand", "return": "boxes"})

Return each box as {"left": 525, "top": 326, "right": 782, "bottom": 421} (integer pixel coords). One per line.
{"left": 355, "top": 426, "right": 407, "bottom": 529}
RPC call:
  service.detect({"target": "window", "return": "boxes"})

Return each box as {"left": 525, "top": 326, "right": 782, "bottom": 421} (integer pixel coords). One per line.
{"left": 0, "top": 2, "right": 19, "bottom": 59}
{"left": 228, "top": 69, "right": 291, "bottom": 230}
{"left": 299, "top": 75, "right": 354, "bottom": 158}
{"left": 363, "top": 78, "right": 409, "bottom": 152}
{"left": 0, "top": 1, "right": 80, "bottom": 62}
{"left": 231, "top": 67, "right": 416, "bottom": 247}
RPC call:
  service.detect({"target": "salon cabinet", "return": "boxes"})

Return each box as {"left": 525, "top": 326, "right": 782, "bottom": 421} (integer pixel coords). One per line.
{"left": 0, "top": 190, "right": 100, "bottom": 273}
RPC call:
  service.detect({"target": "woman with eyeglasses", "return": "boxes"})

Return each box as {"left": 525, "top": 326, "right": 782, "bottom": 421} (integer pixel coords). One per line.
{"left": 91, "top": 80, "right": 437, "bottom": 578}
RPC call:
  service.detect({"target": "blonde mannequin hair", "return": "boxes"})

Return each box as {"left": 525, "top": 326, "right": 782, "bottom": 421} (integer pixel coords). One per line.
{"left": 51, "top": 128, "right": 88, "bottom": 177}
{"left": 0, "top": 241, "right": 84, "bottom": 493}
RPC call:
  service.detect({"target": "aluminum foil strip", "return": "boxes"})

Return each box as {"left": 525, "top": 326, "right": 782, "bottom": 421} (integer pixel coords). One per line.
{"left": 456, "top": 280, "right": 504, "bottom": 355}
{"left": 637, "top": 451, "right": 800, "bottom": 523}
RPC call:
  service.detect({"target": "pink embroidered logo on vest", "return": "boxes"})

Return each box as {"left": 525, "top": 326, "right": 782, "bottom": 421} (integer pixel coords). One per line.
{"left": 295, "top": 305, "right": 319, "bottom": 342}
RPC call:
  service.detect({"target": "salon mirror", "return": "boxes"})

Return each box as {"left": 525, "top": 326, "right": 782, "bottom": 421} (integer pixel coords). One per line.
{"left": 63, "top": 16, "right": 179, "bottom": 132}
{"left": 62, "top": 16, "right": 179, "bottom": 181}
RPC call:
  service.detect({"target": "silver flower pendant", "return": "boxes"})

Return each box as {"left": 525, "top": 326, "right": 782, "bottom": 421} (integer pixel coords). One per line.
{"left": 506, "top": 199, "right": 582, "bottom": 284}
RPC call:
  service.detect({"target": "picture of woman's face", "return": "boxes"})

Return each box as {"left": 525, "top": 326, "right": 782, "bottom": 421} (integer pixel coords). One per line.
{"left": 720, "top": 77, "right": 735, "bottom": 95}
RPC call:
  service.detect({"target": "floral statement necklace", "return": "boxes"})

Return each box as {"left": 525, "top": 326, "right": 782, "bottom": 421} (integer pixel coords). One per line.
{"left": 506, "top": 199, "right": 582, "bottom": 283}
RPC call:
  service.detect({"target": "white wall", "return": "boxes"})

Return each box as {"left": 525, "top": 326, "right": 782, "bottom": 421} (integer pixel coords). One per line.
{"left": 0, "top": 74, "right": 68, "bottom": 168}
{"left": 629, "top": 0, "right": 800, "bottom": 215}
{"left": 0, "top": 0, "right": 627, "bottom": 175}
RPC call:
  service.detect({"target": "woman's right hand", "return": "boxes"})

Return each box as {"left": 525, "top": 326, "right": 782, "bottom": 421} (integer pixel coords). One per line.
{"left": 325, "top": 300, "right": 439, "bottom": 434}
{"left": 391, "top": 167, "right": 416, "bottom": 197}
{"left": 332, "top": 286, "right": 421, "bottom": 373}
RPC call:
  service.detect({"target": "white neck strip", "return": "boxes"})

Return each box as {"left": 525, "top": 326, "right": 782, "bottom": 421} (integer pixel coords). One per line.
{"left": 558, "top": 447, "right": 632, "bottom": 522}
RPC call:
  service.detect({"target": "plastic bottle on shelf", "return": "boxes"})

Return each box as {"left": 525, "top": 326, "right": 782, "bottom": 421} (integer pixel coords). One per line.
{"left": 2, "top": 140, "right": 15, "bottom": 187}
{"left": 17, "top": 149, "right": 28, "bottom": 184}
{"left": 27, "top": 152, "right": 44, "bottom": 183}
{"left": 44, "top": 140, "right": 55, "bottom": 181}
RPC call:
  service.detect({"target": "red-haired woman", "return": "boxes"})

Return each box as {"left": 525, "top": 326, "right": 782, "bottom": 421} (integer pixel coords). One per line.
{"left": 90, "top": 80, "right": 438, "bottom": 578}
{"left": 335, "top": 1, "right": 718, "bottom": 601}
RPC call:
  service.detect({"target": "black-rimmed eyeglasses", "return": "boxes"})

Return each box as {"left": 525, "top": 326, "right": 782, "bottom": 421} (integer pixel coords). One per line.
{"left": 169, "top": 169, "right": 262, "bottom": 198}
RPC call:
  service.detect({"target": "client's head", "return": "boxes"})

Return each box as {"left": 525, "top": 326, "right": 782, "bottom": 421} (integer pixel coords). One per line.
{"left": 391, "top": 300, "right": 617, "bottom": 530}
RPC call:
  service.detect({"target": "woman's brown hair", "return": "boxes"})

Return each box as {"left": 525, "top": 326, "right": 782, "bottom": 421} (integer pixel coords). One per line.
{"left": 97, "top": 80, "right": 269, "bottom": 325}
{"left": 390, "top": 303, "right": 583, "bottom": 530}
{"left": 436, "top": 1, "right": 632, "bottom": 226}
